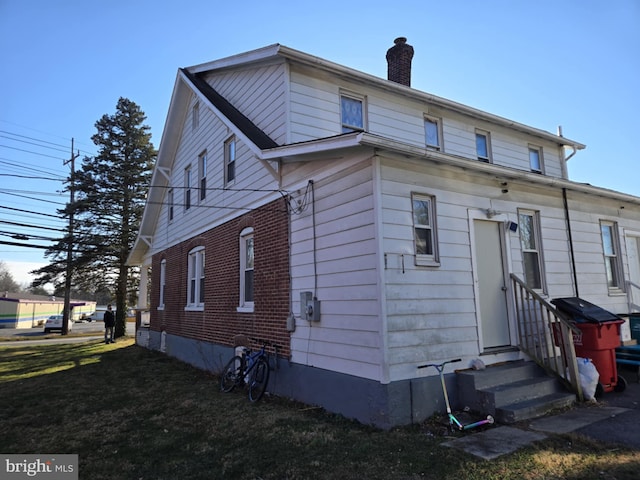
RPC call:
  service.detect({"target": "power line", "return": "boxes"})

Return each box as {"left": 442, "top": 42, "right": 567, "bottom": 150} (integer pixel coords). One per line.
{"left": 0, "top": 205, "right": 63, "bottom": 219}
{"left": 0, "top": 121, "right": 97, "bottom": 156}
{"left": 0, "top": 219, "right": 66, "bottom": 232}
{"left": 0, "top": 191, "right": 66, "bottom": 205}
{"left": 0, "top": 143, "right": 67, "bottom": 161}
{"left": 0, "top": 132, "right": 70, "bottom": 154}
{"left": 0, "top": 157, "right": 67, "bottom": 178}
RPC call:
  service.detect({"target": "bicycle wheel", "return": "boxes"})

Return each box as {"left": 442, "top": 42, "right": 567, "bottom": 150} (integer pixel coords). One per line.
{"left": 248, "top": 357, "right": 270, "bottom": 402}
{"left": 220, "top": 355, "right": 243, "bottom": 393}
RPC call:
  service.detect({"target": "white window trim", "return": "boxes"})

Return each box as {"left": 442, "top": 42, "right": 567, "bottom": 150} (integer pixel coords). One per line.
{"left": 528, "top": 145, "right": 544, "bottom": 174}
{"left": 412, "top": 193, "right": 440, "bottom": 267}
{"left": 158, "top": 259, "right": 166, "bottom": 310}
{"left": 186, "top": 246, "right": 205, "bottom": 311}
{"left": 518, "top": 209, "right": 546, "bottom": 293}
{"left": 224, "top": 136, "right": 236, "bottom": 187}
{"left": 340, "top": 91, "right": 367, "bottom": 133}
{"left": 600, "top": 220, "right": 625, "bottom": 294}
{"left": 424, "top": 115, "right": 443, "bottom": 151}
{"left": 238, "top": 227, "right": 254, "bottom": 312}
{"left": 475, "top": 129, "right": 492, "bottom": 162}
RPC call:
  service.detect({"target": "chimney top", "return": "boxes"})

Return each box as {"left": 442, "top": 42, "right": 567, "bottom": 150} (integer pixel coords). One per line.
{"left": 386, "top": 37, "right": 414, "bottom": 87}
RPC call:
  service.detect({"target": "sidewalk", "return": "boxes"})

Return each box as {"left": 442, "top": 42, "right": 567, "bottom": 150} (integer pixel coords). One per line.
{"left": 443, "top": 366, "right": 640, "bottom": 460}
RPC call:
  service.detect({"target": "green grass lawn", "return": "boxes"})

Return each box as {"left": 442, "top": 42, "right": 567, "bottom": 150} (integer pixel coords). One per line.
{"left": 1, "top": 339, "right": 638, "bottom": 479}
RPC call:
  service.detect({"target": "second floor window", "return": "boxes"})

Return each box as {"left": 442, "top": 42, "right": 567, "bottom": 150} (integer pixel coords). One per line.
{"left": 600, "top": 221, "right": 623, "bottom": 291}
{"left": 199, "top": 151, "right": 207, "bottom": 201}
{"left": 476, "top": 130, "right": 491, "bottom": 162}
{"left": 519, "top": 210, "right": 545, "bottom": 291}
{"left": 184, "top": 167, "right": 192, "bottom": 210}
{"left": 529, "top": 146, "right": 543, "bottom": 173}
{"left": 225, "top": 137, "right": 236, "bottom": 186}
{"left": 341, "top": 94, "right": 364, "bottom": 133}
{"left": 424, "top": 116, "right": 441, "bottom": 150}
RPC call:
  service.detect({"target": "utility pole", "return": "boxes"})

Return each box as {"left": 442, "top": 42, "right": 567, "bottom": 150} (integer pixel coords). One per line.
{"left": 62, "top": 138, "right": 80, "bottom": 335}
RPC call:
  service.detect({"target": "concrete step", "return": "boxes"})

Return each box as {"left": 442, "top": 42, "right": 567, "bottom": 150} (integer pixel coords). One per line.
{"left": 478, "top": 376, "right": 562, "bottom": 413}
{"left": 457, "top": 360, "right": 543, "bottom": 390}
{"left": 495, "top": 392, "right": 576, "bottom": 424}
{"left": 456, "top": 360, "right": 576, "bottom": 424}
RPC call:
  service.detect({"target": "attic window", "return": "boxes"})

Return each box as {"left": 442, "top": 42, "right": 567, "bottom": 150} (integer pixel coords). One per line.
{"left": 225, "top": 136, "right": 236, "bottom": 186}
{"left": 192, "top": 102, "right": 200, "bottom": 131}
{"left": 341, "top": 94, "right": 365, "bottom": 133}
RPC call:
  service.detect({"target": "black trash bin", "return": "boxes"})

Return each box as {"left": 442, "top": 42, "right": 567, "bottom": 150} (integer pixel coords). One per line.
{"left": 551, "top": 297, "right": 626, "bottom": 394}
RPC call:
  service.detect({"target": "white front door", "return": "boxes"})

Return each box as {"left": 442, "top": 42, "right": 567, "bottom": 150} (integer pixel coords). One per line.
{"left": 474, "top": 219, "right": 511, "bottom": 349}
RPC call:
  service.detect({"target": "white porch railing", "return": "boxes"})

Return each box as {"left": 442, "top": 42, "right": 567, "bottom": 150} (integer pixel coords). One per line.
{"left": 627, "top": 280, "right": 640, "bottom": 313}
{"left": 511, "top": 274, "right": 583, "bottom": 402}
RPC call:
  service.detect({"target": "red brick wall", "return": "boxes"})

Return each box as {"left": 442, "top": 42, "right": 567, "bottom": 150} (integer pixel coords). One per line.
{"left": 149, "top": 197, "right": 291, "bottom": 356}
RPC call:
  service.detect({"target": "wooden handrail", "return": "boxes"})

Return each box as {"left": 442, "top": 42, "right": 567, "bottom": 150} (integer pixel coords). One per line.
{"left": 510, "top": 274, "right": 583, "bottom": 401}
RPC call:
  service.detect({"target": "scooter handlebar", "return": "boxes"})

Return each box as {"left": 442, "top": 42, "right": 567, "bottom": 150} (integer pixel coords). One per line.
{"left": 417, "top": 358, "right": 462, "bottom": 369}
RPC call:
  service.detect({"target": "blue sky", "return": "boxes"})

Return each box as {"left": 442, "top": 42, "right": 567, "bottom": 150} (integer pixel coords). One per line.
{"left": 1, "top": 0, "right": 638, "bottom": 286}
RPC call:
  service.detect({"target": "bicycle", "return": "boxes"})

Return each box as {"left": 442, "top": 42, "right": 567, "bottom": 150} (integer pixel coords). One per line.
{"left": 417, "top": 358, "right": 494, "bottom": 431}
{"left": 220, "top": 336, "right": 279, "bottom": 402}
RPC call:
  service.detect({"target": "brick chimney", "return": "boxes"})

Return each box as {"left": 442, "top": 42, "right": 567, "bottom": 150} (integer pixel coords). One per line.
{"left": 386, "top": 37, "right": 414, "bottom": 87}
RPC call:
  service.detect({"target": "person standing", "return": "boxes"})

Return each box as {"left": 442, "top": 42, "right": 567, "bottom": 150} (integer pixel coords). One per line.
{"left": 104, "top": 304, "right": 115, "bottom": 344}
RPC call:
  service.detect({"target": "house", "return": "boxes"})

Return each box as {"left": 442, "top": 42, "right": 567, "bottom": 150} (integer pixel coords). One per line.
{"left": 128, "top": 39, "right": 640, "bottom": 428}
{"left": 0, "top": 292, "right": 96, "bottom": 328}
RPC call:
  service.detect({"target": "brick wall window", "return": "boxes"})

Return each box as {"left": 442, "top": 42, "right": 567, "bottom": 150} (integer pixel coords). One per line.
{"left": 238, "top": 227, "right": 254, "bottom": 312}
{"left": 187, "top": 246, "right": 205, "bottom": 310}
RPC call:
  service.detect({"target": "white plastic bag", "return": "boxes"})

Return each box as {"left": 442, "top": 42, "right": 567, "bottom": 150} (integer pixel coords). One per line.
{"left": 576, "top": 357, "right": 599, "bottom": 401}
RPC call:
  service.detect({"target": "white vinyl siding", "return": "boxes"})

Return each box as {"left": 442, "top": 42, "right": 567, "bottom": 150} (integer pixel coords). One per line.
{"left": 205, "top": 63, "right": 287, "bottom": 144}
{"left": 152, "top": 97, "right": 280, "bottom": 259}
{"left": 289, "top": 160, "right": 380, "bottom": 380}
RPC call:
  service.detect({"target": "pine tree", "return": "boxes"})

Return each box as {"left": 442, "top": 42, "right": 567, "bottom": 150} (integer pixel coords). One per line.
{"left": 33, "top": 98, "right": 156, "bottom": 336}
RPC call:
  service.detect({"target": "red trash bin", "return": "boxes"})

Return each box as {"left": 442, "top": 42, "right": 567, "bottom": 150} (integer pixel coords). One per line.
{"left": 572, "top": 320, "right": 624, "bottom": 393}
{"left": 552, "top": 297, "right": 627, "bottom": 395}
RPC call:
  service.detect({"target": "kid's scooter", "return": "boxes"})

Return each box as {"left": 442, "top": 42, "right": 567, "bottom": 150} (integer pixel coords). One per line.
{"left": 417, "top": 358, "right": 494, "bottom": 431}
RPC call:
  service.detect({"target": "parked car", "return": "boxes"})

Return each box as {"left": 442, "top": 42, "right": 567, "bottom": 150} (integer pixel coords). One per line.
{"left": 44, "top": 315, "right": 73, "bottom": 333}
